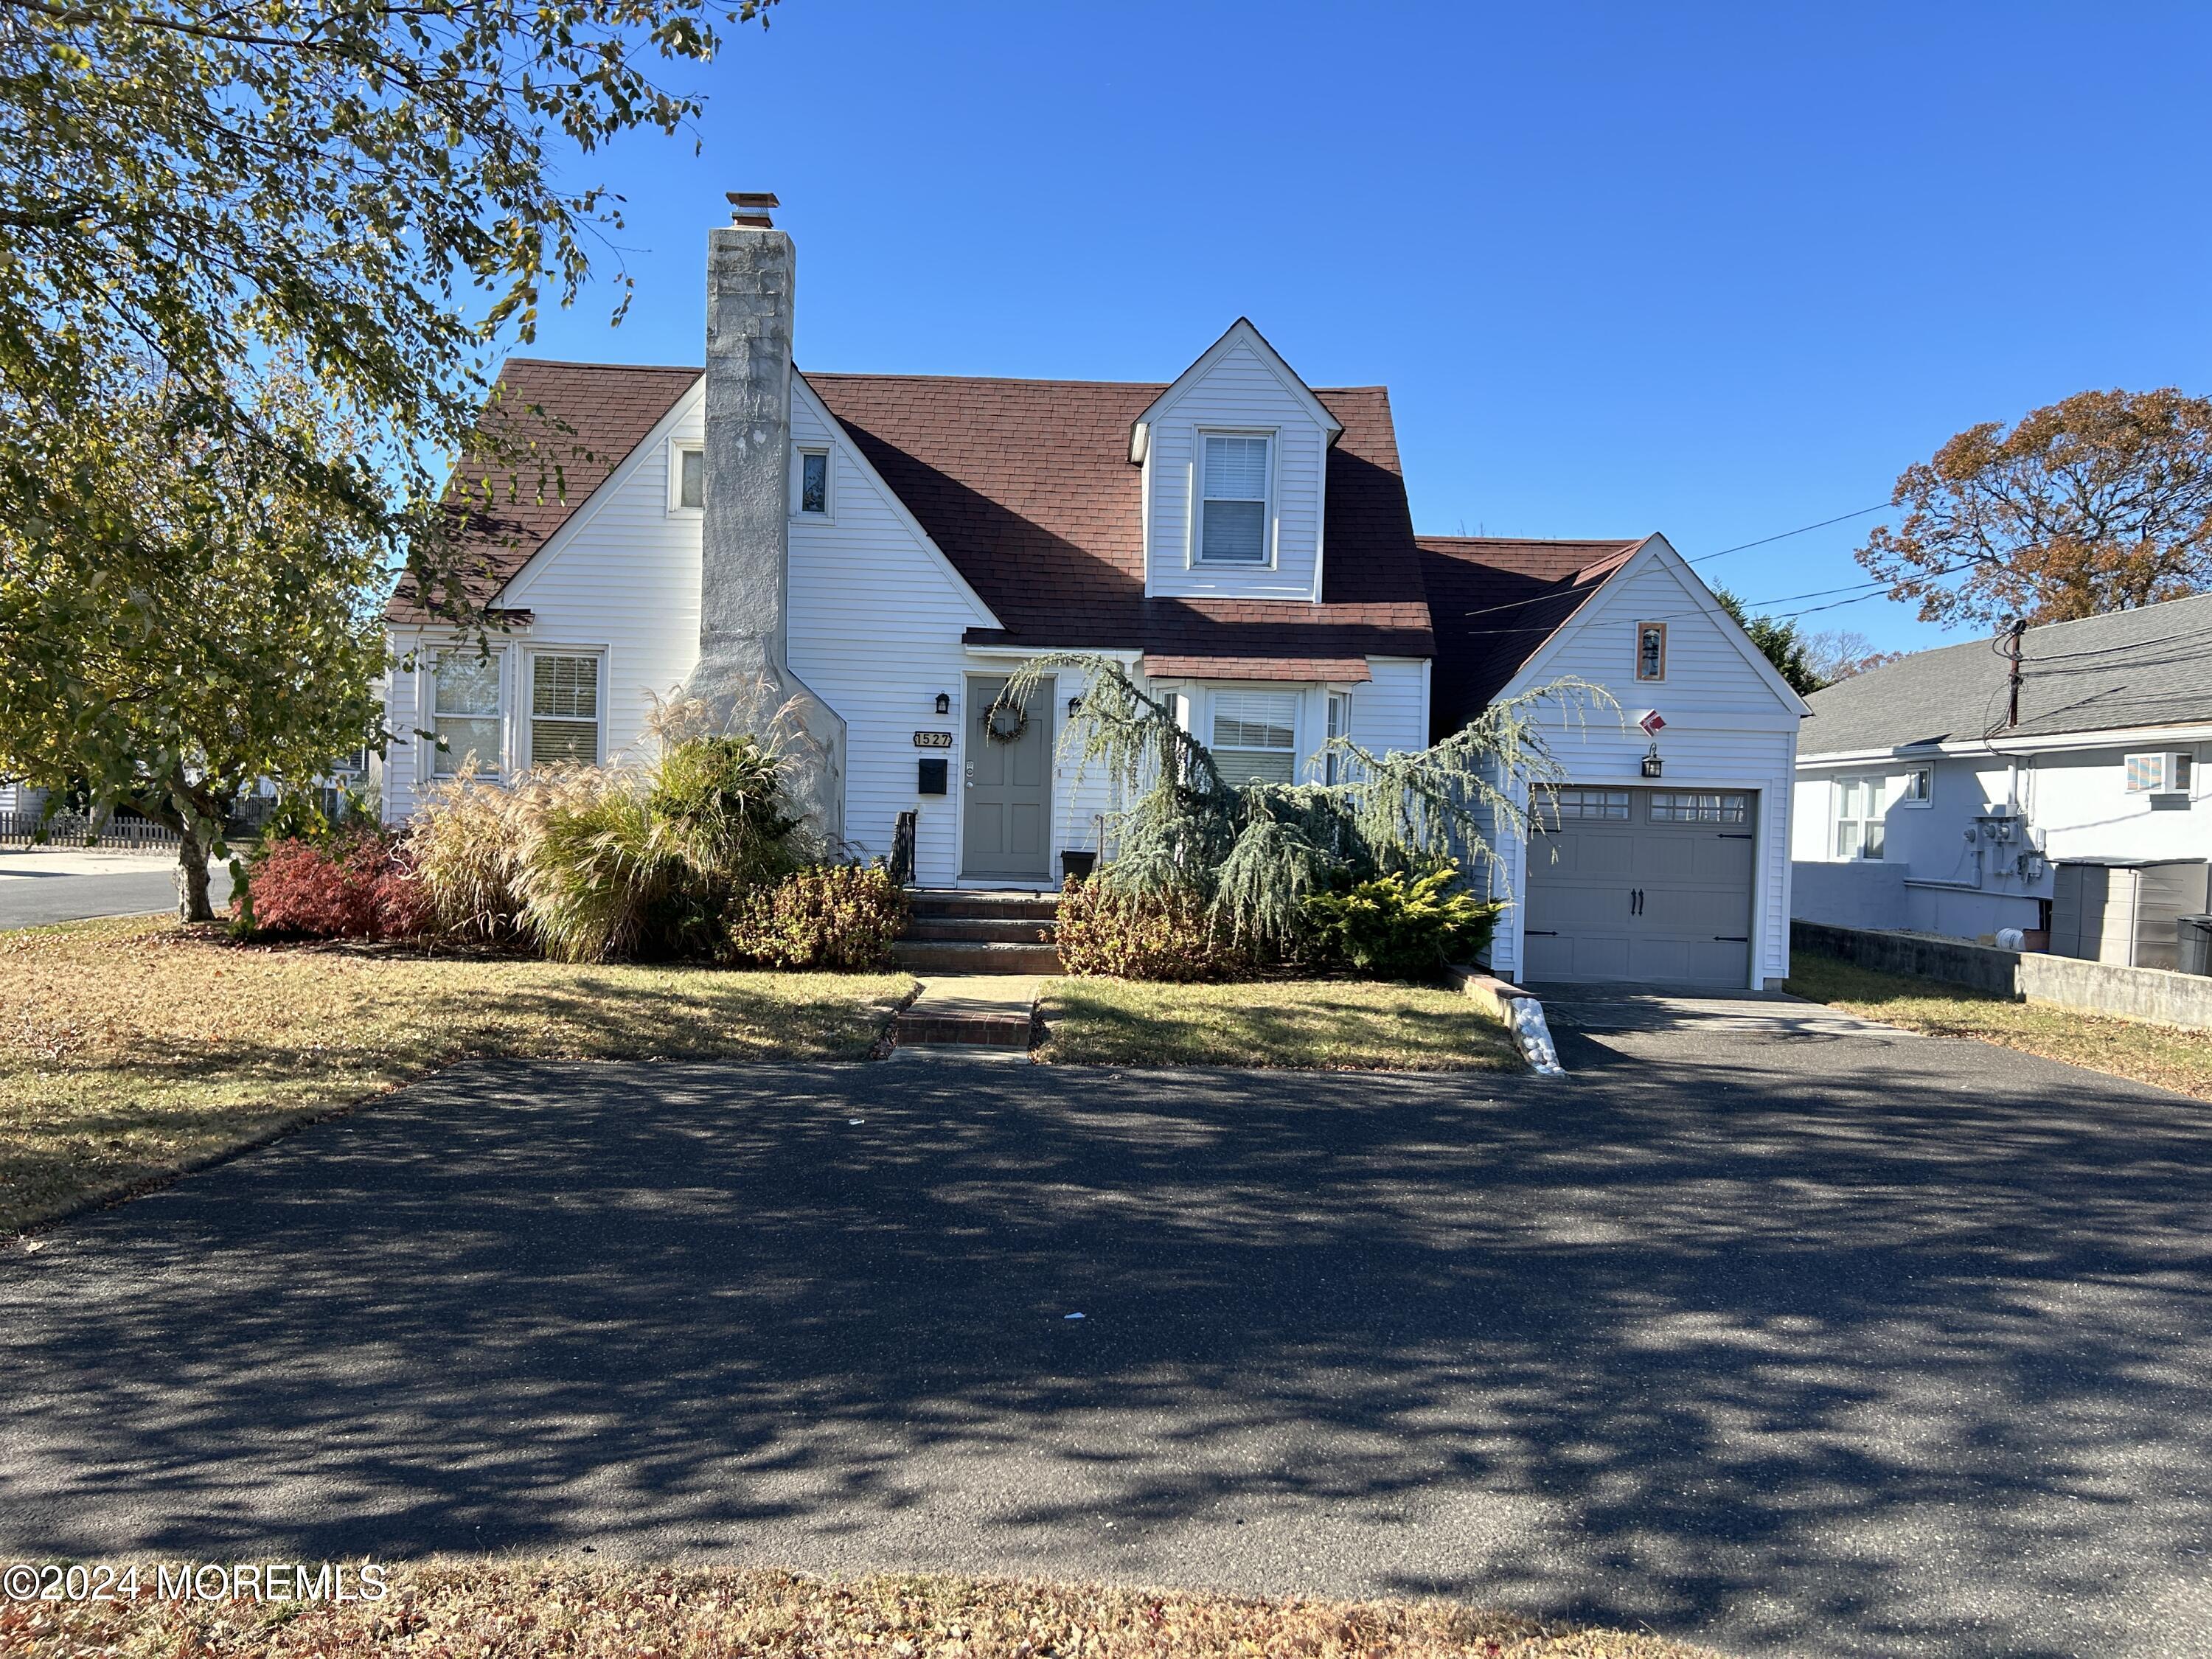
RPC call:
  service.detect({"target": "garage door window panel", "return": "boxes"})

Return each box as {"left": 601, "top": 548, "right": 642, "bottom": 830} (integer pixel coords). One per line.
{"left": 1651, "top": 791, "right": 1750, "bottom": 824}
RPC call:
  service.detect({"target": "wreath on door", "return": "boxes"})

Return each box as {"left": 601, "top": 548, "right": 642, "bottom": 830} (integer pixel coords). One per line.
{"left": 984, "top": 700, "right": 1029, "bottom": 744}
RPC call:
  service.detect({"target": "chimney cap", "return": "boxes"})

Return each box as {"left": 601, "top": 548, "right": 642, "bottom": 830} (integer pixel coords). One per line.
{"left": 727, "top": 190, "right": 780, "bottom": 227}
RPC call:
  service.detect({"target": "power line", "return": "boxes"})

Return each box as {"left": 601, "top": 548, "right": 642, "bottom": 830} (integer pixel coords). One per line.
{"left": 1686, "top": 503, "right": 1893, "bottom": 566}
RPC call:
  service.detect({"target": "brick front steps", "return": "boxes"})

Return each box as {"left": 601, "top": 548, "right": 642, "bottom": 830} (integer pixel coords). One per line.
{"left": 891, "top": 889, "right": 1060, "bottom": 977}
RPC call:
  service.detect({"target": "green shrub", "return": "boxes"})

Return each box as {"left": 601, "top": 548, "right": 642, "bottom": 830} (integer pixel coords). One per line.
{"left": 1301, "top": 866, "right": 1501, "bottom": 982}
{"left": 1056, "top": 878, "right": 1249, "bottom": 982}
{"left": 725, "top": 863, "right": 911, "bottom": 971}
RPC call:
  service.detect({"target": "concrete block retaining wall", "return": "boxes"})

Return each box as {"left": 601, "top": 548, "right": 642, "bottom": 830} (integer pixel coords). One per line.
{"left": 1792, "top": 919, "right": 2212, "bottom": 1032}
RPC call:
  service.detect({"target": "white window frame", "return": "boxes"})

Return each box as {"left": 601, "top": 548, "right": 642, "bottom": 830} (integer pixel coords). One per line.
{"left": 1209, "top": 688, "right": 1299, "bottom": 785}
{"left": 1194, "top": 429, "right": 1275, "bottom": 569}
{"left": 792, "top": 445, "right": 834, "bottom": 522}
{"left": 1323, "top": 689, "right": 1353, "bottom": 785}
{"left": 1898, "top": 765, "right": 1933, "bottom": 807}
{"left": 1834, "top": 775, "right": 1887, "bottom": 860}
{"left": 1537, "top": 787, "right": 1632, "bottom": 827}
{"left": 431, "top": 647, "right": 506, "bottom": 777}
{"left": 668, "top": 439, "right": 704, "bottom": 515}
{"left": 525, "top": 651, "right": 604, "bottom": 770}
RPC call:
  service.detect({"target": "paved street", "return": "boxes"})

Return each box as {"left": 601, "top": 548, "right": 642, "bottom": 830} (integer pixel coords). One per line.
{"left": 0, "top": 847, "right": 231, "bottom": 929}
{"left": 4, "top": 1003, "right": 2211, "bottom": 1656}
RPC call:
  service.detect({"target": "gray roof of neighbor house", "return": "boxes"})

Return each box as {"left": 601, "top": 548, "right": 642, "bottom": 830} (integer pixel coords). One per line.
{"left": 1799, "top": 591, "right": 2212, "bottom": 755}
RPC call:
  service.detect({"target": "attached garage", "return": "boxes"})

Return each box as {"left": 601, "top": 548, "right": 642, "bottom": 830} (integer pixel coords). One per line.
{"left": 1521, "top": 786, "right": 1760, "bottom": 987}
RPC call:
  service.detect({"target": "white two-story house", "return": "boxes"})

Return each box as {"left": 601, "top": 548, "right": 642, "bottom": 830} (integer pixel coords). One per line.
{"left": 380, "top": 197, "right": 1806, "bottom": 989}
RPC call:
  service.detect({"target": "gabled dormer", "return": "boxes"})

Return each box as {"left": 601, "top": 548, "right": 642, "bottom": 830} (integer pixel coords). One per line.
{"left": 1131, "top": 319, "right": 1343, "bottom": 602}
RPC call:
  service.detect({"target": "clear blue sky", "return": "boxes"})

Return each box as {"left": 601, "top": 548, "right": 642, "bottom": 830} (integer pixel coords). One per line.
{"left": 518, "top": 0, "right": 2212, "bottom": 654}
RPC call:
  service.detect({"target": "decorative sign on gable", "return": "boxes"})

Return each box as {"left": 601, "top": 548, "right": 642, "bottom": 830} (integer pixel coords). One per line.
{"left": 913, "top": 730, "right": 953, "bottom": 749}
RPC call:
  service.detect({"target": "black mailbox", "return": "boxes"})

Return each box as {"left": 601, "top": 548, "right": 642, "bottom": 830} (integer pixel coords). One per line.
{"left": 917, "top": 757, "right": 948, "bottom": 795}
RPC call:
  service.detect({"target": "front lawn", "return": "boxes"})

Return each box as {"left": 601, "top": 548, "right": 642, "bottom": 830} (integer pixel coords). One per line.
{"left": 1, "top": 916, "right": 913, "bottom": 1235}
{"left": 1785, "top": 951, "right": 2212, "bottom": 1101}
{"left": 1036, "top": 975, "right": 1523, "bottom": 1071}
{"left": 0, "top": 1562, "right": 1724, "bottom": 1658}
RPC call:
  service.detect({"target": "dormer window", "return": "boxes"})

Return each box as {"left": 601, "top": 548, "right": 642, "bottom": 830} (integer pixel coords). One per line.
{"left": 1199, "top": 433, "right": 1270, "bottom": 565}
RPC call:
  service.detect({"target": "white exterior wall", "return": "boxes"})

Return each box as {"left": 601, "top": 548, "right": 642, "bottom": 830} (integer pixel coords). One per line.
{"left": 1794, "top": 732, "right": 2212, "bottom": 938}
{"left": 1483, "top": 542, "right": 1804, "bottom": 988}
{"left": 1142, "top": 335, "right": 1330, "bottom": 602}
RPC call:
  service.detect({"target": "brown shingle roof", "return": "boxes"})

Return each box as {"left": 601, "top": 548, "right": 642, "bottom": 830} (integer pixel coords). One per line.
{"left": 805, "top": 374, "right": 1433, "bottom": 664}
{"left": 386, "top": 358, "right": 703, "bottom": 622}
{"left": 1417, "top": 536, "right": 1643, "bottom": 741}
{"left": 394, "top": 360, "right": 1436, "bottom": 678}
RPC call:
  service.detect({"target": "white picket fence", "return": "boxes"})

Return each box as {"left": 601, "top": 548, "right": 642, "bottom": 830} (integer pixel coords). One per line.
{"left": 0, "top": 811, "right": 182, "bottom": 850}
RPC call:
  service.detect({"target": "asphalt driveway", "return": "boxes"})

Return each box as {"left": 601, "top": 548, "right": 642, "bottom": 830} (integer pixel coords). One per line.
{"left": 6, "top": 1003, "right": 2212, "bottom": 1657}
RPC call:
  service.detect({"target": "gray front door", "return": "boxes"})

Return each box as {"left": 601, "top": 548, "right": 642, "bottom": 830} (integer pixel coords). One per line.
{"left": 961, "top": 675, "right": 1054, "bottom": 880}
{"left": 1523, "top": 786, "right": 1758, "bottom": 987}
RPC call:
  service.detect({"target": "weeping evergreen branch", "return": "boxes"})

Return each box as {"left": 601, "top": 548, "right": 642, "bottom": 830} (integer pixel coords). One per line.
{"left": 1000, "top": 654, "right": 1618, "bottom": 952}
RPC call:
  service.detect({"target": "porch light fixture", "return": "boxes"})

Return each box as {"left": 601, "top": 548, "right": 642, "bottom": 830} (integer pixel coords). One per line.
{"left": 1641, "top": 745, "right": 1663, "bottom": 779}
{"left": 1067, "top": 695, "right": 1082, "bottom": 719}
{"left": 933, "top": 691, "right": 950, "bottom": 717}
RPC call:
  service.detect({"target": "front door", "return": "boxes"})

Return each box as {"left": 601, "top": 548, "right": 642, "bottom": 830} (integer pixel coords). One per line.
{"left": 961, "top": 675, "right": 1054, "bottom": 880}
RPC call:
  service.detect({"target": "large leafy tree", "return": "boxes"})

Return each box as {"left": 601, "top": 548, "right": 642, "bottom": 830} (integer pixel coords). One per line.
{"left": 0, "top": 0, "right": 776, "bottom": 821}
{"left": 0, "top": 372, "right": 391, "bottom": 919}
{"left": 1713, "top": 588, "right": 1823, "bottom": 696}
{"left": 1858, "top": 389, "right": 2212, "bottom": 627}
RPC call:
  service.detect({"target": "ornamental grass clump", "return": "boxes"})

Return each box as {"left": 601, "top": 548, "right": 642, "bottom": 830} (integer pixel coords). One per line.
{"left": 402, "top": 736, "right": 810, "bottom": 964}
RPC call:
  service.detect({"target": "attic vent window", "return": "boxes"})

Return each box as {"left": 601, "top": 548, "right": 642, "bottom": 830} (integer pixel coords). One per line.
{"left": 1635, "top": 621, "right": 1668, "bottom": 682}
{"left": 1199, "top": 434, "right": 1270, "bottom": 566}
{"left": 799, "top": 449, "right": 829, "bottom": 515}
{"left": 672, "top": 443, "right": 703, "bottom": 511}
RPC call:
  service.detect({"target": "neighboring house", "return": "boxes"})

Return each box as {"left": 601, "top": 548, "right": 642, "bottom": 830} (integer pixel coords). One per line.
{"left": 380, "top": 200, "right": 1801, "bottom": 988}
{"left": 1792, "top": 593, "right": 2212, "bottom": 948}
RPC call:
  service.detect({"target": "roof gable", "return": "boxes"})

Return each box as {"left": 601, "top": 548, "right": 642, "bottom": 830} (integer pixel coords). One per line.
{"left": 388, "top": 358, "right": 703, "bottom": 621}
{"left": 1129, "top": 319, "right": 1343, "bottom": 465}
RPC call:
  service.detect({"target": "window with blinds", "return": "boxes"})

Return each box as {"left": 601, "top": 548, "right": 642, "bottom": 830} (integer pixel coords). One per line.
{"left": 529, "top": 655, "right": 600, "bottom": 768}
{"left": 1200, "top": 434, "right": 1269, "bottom": 565}
{"left": 1211, "top": 690, "right": 1298, "bottom": 785}
{"left": 432, "top": 650, "right": 502, "bottom": 776}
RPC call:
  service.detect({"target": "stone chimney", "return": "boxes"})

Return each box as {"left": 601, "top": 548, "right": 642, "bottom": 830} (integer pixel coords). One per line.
{"left": 685, "top": 192, "right": 845, "bottom": 838}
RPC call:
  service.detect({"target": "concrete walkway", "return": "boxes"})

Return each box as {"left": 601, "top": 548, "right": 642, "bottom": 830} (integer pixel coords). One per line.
{"left": 893, "top": 973, "right": 1041, "bottom": 1048}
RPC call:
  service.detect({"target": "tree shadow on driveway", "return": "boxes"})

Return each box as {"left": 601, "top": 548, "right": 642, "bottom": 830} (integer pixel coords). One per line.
{"left": 4, "top": 1031, "right": 2211, "bottom": 1658}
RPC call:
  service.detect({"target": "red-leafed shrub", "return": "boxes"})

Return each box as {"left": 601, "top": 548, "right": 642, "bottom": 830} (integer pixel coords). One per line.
{"left": 243, "top": 832, "right": 431, "bottom": 941}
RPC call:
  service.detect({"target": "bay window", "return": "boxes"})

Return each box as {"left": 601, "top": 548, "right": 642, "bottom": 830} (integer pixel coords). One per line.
{"left": 432, "top": 650, "right": 504, "bottom": 776}
{"left": 1211, "top": 690, "right": 1298, "bottom": 785}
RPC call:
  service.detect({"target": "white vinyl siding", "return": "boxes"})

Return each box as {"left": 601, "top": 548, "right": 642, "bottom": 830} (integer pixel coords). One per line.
{"left": 1211, "top": 690, "right": 1298, "bottom": 785}
{"left": 1200, "top": 434, "right": 1270, "bottom": 565}
{"left": 432, "top": 650, "right": 504, "bottom": 776}
{"left": 529, "top": 654, "right": 601, "bottom": 768}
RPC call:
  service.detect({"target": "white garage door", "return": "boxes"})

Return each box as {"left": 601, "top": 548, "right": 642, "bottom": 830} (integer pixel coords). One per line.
{"left": 1522, "top": 787, "right": 1758, "bottom": 987}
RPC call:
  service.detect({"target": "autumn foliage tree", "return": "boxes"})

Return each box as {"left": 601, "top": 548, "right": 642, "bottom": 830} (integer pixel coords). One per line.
{"left": 1859, "top": 389, "right": 2212, "bottom": 628}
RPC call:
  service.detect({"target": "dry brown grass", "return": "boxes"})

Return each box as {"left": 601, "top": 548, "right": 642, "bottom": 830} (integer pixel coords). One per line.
{"left": 0, "top": 916, "right": 914, "bottom": 1236}
{"left": 0, "top": 1562, "right": 1725, "bottom": 1658}
{"left": 1036, "top": 977, "right": 1522, "bottom": 1071}
{"left": 1786, "top": 953, "right": 2212, "bottom": 1101}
